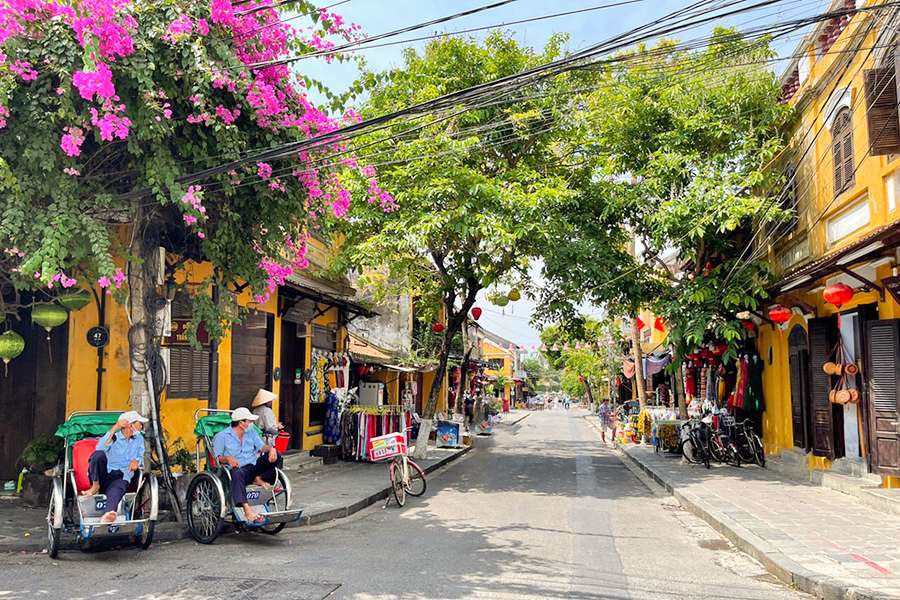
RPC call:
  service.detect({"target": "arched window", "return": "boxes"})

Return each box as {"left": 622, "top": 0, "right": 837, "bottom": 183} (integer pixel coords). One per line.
{"left": 832, "top": 108, "right": 854, "bottom": 195}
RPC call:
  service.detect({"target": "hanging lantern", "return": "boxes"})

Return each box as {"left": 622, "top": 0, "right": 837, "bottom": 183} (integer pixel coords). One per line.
{"left": 823, "top": 282, "right": 854, "bottom": 308}
{"left": 0, "top": 330, "right": 25, "bottom": 376}
{"left": 471, "top": 307, "right": 482, "bottom": 320}
{"left": 540, "top": 344, "right": 548, "bottom": 352}
{"left": 492, "top": 294, "right": 509, "bottom": 307}
{"left": 741, "top": 320, "right": 755, "bottom": 332}
{"left": 551, "top": 343, "right": 560, "bottom": 352}
{"left": 507, "top": 289, "right": 521, "bottom": 302}
{"left": 768, "top": 304, "right": 792, "bottom": 326}
{"left": 32, "top": 303, "right": 68, "bottom": 338}
{"left": 57, "top": 289, "right": 91, "bottom": 311}
{"left": 431, "top": 322, "right": 445, "bottom": 334}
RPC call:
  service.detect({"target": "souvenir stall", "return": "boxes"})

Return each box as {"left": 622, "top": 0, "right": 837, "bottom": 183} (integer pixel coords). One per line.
{"left": 341, "top": 405, "right": 412, "bottom": 461}
{"left": 309, "top": 348, "right": 351, "bottom": 438}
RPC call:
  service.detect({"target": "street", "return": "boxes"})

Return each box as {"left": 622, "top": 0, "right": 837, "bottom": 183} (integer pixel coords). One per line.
{"left": 0, "top": 410, "right": 807, "bottom": 600}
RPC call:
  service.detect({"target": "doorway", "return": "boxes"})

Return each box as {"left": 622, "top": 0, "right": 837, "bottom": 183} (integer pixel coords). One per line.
{"left": 279, "top": 319, "right": 306, "bottom": 450}
{"left": 788, "top": 325, "right": 812, "bottom": 451}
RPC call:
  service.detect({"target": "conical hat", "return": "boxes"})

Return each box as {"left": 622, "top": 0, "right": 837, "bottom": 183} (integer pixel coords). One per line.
{"left": 252, "top": 388, "right": 277, "bottom": 408}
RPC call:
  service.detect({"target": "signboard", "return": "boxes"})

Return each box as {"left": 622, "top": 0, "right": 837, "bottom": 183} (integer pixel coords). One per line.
{"left": 367, "top": 432, "right": 407, "bottom": 461}
{"left": 87, "top": 326, "right": 109, "bottom": 348}
{"left": 435, "top": 420, "right": 461, "bottom": 448}
{"left": 165, "top": 319, "right": 209, "bottom": 346}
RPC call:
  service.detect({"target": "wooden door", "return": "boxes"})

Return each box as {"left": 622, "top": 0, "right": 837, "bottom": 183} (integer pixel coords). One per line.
{"left": 279, "top": 319, "right": 306, "bottom": 450}
{"left": 809, "top": 317, "right": 840, "bottom": 459}
{"left": 788, "top": 325, "right": 811, "bottom": 450}
{"left": 866, "top": 319, "right": 900, "bottom": 475}
{"left": 230, "top": 310, "right": 273, "bottom": 409}
{"left": 0, "top": 309, "right": 68, "bottom": 480}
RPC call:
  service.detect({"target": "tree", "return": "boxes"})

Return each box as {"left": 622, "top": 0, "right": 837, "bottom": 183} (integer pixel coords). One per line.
{"left": 538, "top": 31, "right": 792, "bottom": 374}
{"left": 339, "top": 33, "right": 584, "bottom": 457}
{"left": 0, "top": 1, "right": 386, "bottom": 408}
{"left": 521, "top": 355, "right": 560, "bottom": 393}
{"left": 539, "top": 317, "right": 622, "bottom": 406}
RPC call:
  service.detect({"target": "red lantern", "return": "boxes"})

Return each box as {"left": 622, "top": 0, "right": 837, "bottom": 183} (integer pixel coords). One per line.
{"left": 823, "top": 282, "right": 854, "bottom": 308}
{"left": 431, "top": 322, "right": 445, "bottom": 333}
{"left": 768, "top": 305, "right": 792, "bottom": 326}
{"left": 741, "top": 320, "right": 755, "bottom": 332}
{"left": 471, "top": 307, "right": 482, "bottom": 320}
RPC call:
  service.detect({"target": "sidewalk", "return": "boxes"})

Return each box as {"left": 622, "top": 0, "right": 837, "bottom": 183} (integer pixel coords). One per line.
{"left": 0, "top": 442, "right": 470, "bottom": 553}
{"left": 619, "top": 444, "right": 900, "bottom": 600}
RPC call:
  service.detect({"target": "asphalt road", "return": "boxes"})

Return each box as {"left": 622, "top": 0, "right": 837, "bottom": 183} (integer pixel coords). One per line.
{"left": 0, "top": 409, "right": 808, "bottom": 599}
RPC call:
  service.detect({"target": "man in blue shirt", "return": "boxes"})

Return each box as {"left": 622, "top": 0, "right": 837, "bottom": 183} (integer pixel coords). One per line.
{"left": 213, "top": 406, "right": 282, "bottom": 524}
{"left": 82, "top": 410, "right": 148, "bottom": 523}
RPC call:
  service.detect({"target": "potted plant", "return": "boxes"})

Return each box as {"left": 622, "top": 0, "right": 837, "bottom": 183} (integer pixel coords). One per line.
{"left": 169, "top": 438, "right": 197, "bottom": 509}
{"left": 18, "top": 435, "right": 64, "bottom": 507}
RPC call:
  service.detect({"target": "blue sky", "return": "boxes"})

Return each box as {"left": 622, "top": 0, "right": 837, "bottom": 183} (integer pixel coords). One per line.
{"left": 299, "top": 0, "right": 829, "bottom": 348}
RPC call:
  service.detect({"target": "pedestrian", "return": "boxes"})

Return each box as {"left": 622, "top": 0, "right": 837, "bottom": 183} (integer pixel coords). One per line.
{"left": 463, "top": 394, "right": 475, "bottom": 430}
{"left": 657, "top": 383, "right": 670, "bottom": 407}
{"left": 251, "top": 388, "right": 282, "bottom": 447}
{"left": 598, "top": 399, "right": 612, "bottom": 446}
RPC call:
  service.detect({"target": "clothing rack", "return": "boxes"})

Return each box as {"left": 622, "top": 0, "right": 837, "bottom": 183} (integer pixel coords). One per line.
{"left": 348, "top": 405, "right": 404, "bottom": 415}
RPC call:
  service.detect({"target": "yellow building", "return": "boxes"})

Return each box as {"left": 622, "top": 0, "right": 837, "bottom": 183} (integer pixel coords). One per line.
{"left": 480, "top": 331, "right": 519, "bottom": 407}
{"left": 760, "top": 1, "right": 900, "bottom": 483}
{"left": 60, "top": 238, "right": 373, "bottom": 460}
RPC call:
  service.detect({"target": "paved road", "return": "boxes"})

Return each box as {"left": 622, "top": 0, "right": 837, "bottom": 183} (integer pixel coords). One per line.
{"left": 0, "top": 410, "right": 807, "bottom": 599}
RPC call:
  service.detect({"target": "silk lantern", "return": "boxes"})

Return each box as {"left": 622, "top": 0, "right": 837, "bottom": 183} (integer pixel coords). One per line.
{"left": 823, "top": 282, "right": 854, "bottom": 308}
{"left": 768, "top": 305, "right": 792, "bottom": 327}
{"left": 471, "top": 307, "right": 482, "bottom": 320}
{"left": 0, "top": 330, "right": 25, "bottom": 376}
{"left": 431, "top": 322, "right": 445, "bottom": 334}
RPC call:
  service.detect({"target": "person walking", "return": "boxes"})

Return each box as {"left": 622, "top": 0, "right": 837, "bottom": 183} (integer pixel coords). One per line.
{"left": 598, "top": 399, "right": 612, "bottom": 446}
{"left": 463, "top": 394, "right": 475, "bottom": 430}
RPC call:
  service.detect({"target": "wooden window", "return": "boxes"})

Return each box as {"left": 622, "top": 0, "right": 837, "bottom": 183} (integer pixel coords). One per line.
{"left": 832, "top": 109, "right": 854, "bottom": 196}
{"left": 781, "top": 165, "right": 799, "bottom": 232}
{"left": 864, "top": 66, "right": 900, "bottom": 156}
{"left": 312, "top": 325, "right": 337, "bottom": 351}
{"left": 167, "top": 293, "right": 211, "bottom": 399}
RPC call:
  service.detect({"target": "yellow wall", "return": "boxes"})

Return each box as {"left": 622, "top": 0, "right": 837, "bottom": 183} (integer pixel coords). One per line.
{"left": 65, "top": 256, "right": 350, "bottom": 454}
{"left": 481, "top": 339, "right": 514, "bottom": 401}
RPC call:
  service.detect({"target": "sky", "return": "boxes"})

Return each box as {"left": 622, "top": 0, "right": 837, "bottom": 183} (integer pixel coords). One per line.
{"left": 298, "top": 0, "right": 830, "bottom": 349}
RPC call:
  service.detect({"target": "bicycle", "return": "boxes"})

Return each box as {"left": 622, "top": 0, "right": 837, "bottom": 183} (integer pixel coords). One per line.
{"left": 735, "top": 419, "right": 766, "bottom": 467}
{"left": 368, "top": 432, "right": 427, "bottom": 508}
{"left": 709, "top": 414, "right": 741, "bottom": 467}
{"left": 679, "top": 419, "right": 711, "bottom": 469}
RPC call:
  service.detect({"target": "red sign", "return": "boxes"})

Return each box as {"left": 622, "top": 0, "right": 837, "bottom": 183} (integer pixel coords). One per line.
{"left": 367, "top": 432, "right": 407, "bottom": 461}
{"left": 165, "top": 319, "right": 210, "bottom": 346}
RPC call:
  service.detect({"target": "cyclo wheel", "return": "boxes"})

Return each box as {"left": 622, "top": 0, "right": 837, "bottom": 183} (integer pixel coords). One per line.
{"left": 47, "top": 478, "right": 63, "bottom": 559}
{"left": 389, "top": 459, "right": 406, "bottom": 507}
{"left": 130, "top": 478, "right": 156, "bottom": 549}
{"left": 261, "top": 470, "right": 290, "bottom": 535}
{"left": 186, "top": 472, "right": 225, "bottom": 544}
{"left": 405, "top": 459, "right": 427, "bottom": 497}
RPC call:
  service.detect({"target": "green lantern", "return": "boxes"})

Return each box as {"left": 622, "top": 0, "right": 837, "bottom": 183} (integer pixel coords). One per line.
{"left": 492, "top": 294, "right": 509, "bottom": 307}
{"left": 507, "top": 289, "right": 521, "bottom": 302}
{"left": 0, "top": 330, "right": 25, "bottom": 376}
{"left": 58, "top": 289, "right": 91, "bottom": 311}
{"left": 32, "top": 303, "right": 68, "bottom": 339}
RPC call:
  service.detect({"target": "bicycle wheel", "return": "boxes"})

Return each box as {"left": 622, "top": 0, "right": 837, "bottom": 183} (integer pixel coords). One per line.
{"left": 680, "top": 438, "right": 703, "bottom": 464}
{"left": 751, "top": 433, "right": 766, "bottom": 467}
{"left": 405, "top": 459, "right": 427, "bottom": 497}
{"left": 389, "top": 460, "right": 406, "bottom": 507}
{"left": 736, "top": 430, "right": 756, "bottom": 464}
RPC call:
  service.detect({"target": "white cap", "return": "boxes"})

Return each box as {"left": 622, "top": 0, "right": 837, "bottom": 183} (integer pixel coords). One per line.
{"left": 121, "top": 410, "right": 149, "bottom": 424}
{"left": 231, "top": 407, "right": 259, "bottom": 422}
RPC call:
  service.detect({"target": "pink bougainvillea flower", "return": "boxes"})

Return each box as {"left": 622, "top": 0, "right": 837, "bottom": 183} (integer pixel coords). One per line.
{"left": 97, "top": 276, "right": 111, "bottom": 289}
{"left": 72, "top": 62, "right": 115, "bottom": 102}
{"left": 60, "top": 126, "right": 85, "bottom": 157}
{"left": 112, "top": 268, "right": 126, "bottom": 289}
{"left": 183, "top": 214, "right": 197, "bottom": 225}
{"left": 0, "top": 106, "right": 9, "bottom": 129}
{"left": 257, "top": 162, "right": 273, "bottom": 180}
{"left": 197, "top": 231, "right": 206, "bottom": 239}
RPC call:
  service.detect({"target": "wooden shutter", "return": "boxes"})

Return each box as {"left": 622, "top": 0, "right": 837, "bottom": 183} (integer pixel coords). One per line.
{"left": 833, "top": 128, "right": 844, "bottom": 194}
{"left": 168, "top": 346, "right": 210, "bottom": 399}
{"left": 864, "top": 67, "right": 900, "bottom": 156}
{"left": 842, "top": 127, "right": 854, "bottom": 189}
{"left": 832, "top": 110, "right": 854, "bottom": 196}
{"left": 808, "top": 317, "right": 837, "bottom": 459}
{"left": 866, "top": 320, "right": 900, "bottom": 475}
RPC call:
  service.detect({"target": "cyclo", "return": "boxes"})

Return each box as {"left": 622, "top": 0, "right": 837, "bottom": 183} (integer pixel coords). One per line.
{"left": 185, "top": 409, "right": 302, "bottom": 544}
{"left": 47, "top": 411, "right": 159, "bottom": 558}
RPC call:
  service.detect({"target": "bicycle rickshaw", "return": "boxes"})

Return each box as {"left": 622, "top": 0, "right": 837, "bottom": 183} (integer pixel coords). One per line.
{"left": 47, "top": 411, "right": 159, "bottom": 558}
{"left": 185, "top": 409, "right": 301, "bottom": 544}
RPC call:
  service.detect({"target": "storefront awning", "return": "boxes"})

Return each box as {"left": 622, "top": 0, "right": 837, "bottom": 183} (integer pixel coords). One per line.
{"left": 281, "top": 274, "right": 376, "bottom": 320}
{"left": 348, "top": 334, "right": 394, "bottom": 365}
{"left": 774, "top": 219, "right": 900, "bottom": 294}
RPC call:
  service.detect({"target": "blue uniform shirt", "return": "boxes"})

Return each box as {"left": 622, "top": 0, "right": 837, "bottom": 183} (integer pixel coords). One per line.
{"left": 96, "top": 431, "right": 145, "bottom": 482}
{"left": 213, "top": 426, "right": 264, "bottom": 468}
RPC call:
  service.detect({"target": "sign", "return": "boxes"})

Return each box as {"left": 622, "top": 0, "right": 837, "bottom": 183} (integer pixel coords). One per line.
{"left": 883, "top": 276, "right": 900, "bottom": 305}
{"left": 165, "top": 319, "right": 209, "bottom": 346}
{"left": 367, "top": 432, "right": 407, "bottom": 461}
{"left": 435, "top": 420, "right": 461, "bottom": 448}
{"left": 87, "top": 326, "right": 109, "bottom": 348}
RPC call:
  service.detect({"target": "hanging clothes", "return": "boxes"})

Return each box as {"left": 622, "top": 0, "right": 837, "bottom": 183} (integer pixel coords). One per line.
{"left": 685, "top": 365, "right": 697, "bottom": 398}
{"left": 323, "top": 391, "right": 341, "bottom": 444}
{"left": 745, "top": 355, "right": 765, "bottom": 412}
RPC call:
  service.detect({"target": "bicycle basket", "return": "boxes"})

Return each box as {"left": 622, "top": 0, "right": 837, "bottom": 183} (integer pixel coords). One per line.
{"left": 367, "top": 432, "right": 407, "bottom": 461}
{"left": 721, "top": 415, "right": 736, "bottom": 427}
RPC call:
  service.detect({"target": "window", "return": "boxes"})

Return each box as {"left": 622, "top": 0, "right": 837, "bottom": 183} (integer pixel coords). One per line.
{"left": 165, "top": 293, "right": 211, "bottom": 399}
{"left": 832, "top": 108, "right": 854, "bottom": 196}
{"left": 780, "top": 165, "right": 799, "bottom": 232}
{"left": 826, "top": 197, "right": 870, "bottom": 245}
{"left": 864, "top": 64, "right": 900, "bottom": 156}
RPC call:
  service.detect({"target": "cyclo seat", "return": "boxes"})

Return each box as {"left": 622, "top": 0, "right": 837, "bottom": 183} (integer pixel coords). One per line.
{"left": 72, "top": 439, "right": 99, "bottom": 493}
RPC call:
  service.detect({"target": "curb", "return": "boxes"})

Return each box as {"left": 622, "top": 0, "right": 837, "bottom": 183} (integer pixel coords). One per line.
{"left": 619, "top": 449, "right": 895, "bottom": 600}
{"left": 1, "top": 446, "right": 472, "bottom": 554}
{"left": 504, "top": 412, "right": 530, "bottom": 426}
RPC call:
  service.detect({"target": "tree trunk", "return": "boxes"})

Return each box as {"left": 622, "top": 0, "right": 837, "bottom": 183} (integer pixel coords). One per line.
{"left": 456, "top": 344, "right": 473, "bottom": 418}
{"left": 675, "top": 360, "right": 688, "bottom": 419}
{"left": 583, "top": 378, "right": 595, "bottom": 408}
{"left": 413, "top": 289, "right": 478, "bottom": 460}
{"left": 631, "top": 322, "right": 646, "bottom": 408}
{"left": 127, "top": 223, "right": 150, "bottom": 415}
